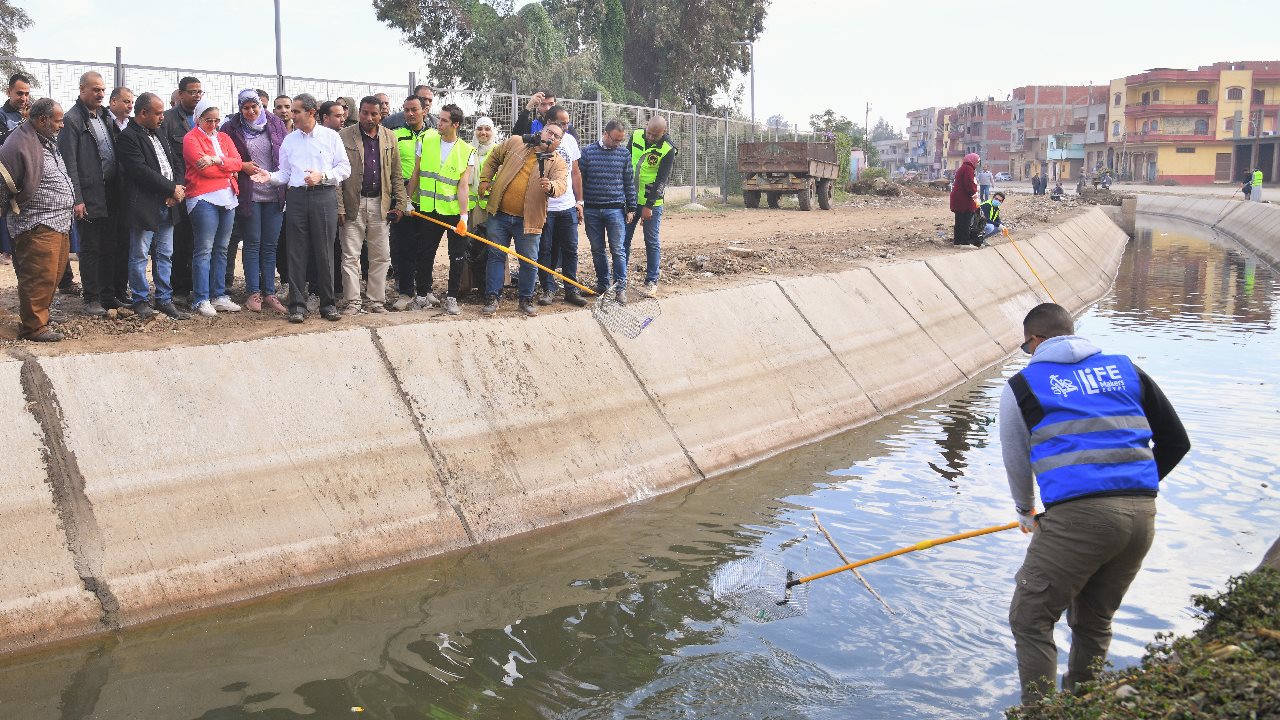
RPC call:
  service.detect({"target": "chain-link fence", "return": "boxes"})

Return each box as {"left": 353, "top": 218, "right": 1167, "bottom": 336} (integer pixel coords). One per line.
{"left": 5, "top": 52, "right": 822, "bottom": 201}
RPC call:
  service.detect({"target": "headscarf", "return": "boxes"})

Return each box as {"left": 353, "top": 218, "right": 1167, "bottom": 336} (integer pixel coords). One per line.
{"left": 964, "top": 152, "right": 981, "bottom": 166}
{"left": 238, "top": 89, "right": 268, "bottom": 134}
{"left": 473, "top": 116, "right": 496, "bottom": 155}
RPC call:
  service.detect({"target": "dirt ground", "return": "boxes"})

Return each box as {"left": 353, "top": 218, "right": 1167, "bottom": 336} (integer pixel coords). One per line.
{"left": 0, "top": 191, "right": 1091, "bottom": 357}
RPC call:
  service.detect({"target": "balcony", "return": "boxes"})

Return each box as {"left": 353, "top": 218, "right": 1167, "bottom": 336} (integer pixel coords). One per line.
{"left": 1120, "top": 132, "right": 1216, "bottom": 144}
{"left": 1126, "top": 100, "right": 1216, "bottom": 116}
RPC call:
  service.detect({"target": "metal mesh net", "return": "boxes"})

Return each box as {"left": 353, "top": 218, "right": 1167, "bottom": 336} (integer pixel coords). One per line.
{"left": 591, "top": 285, "right": 660, "bottom": 340}
{"left": 710, "top": 557, "right": 809, "bottom": 623}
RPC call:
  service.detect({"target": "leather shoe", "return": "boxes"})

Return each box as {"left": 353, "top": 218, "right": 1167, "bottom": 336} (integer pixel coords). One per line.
{"left": 321, "top": 306, "right": 341, "bottom": 321}
{"left": 132, "top": 302, "right": 156, "bottom": 319}
{"left": 156, "top": 301, "right": 191, "bottom": 320}
{"left": 82, "top": 301, "right": 106, "bottom": 317}
{"left": 288, "top": 311, "right": 305, "bottom": 324}
{"left": 26, "top": 329, "right": 64, "bottom": 342}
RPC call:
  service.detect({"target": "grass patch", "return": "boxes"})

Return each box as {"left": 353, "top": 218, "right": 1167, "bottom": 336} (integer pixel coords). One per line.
{"left": 1008, "top": 568, "right": 1280, "bottom": 718}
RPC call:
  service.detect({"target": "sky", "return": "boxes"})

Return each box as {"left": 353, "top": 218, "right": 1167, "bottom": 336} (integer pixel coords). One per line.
{"left": 15, "top": 0, "right": 1280, "bottom": 134}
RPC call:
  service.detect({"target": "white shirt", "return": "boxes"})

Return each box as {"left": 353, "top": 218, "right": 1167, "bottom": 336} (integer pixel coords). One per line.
{"left": 268, "top": 124, "right": 351, "bottom": 188}
{"left": 113, "top": 114, "right": 130, "bottom": 131}
{"left": 547, "top": 132, "right": 580, "bottom": 212}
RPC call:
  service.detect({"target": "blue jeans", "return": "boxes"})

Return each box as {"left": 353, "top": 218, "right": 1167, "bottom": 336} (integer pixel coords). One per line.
{"left": 624, "top": 204, "right": 663, "bottom": 284}
{"left": 538, "top": 207, "right": 579, "bottom": 292}
{"left": 128, "top": 206, "right": 175, "bottom": 304}
{"left": 980, "top": 185, "right": 991, "bottom": 201}
{"left": 189, "top": 199, "right": 235, "bottom": 304}
{"left": 241, "top": 201, "right": 284, "bottom": 296}
{"left": 484, "top": 212, "right": 539, "bottom": 300}
{"left": 584, "top": 207, "right": 627, "bottom": 290}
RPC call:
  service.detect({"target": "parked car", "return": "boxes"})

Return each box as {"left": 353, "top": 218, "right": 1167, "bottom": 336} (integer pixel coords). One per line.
{"left": 994, "top": 172, "right": 1012, "bottom": 181}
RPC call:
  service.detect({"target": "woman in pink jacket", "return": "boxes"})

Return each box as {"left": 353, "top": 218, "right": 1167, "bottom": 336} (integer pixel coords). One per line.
{"left": 184, "top": 97, "right": 260, "bottom": 316}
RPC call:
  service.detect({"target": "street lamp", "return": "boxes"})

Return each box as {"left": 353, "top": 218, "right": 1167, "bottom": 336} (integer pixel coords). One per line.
{"left": 274, "top": 0, "right": 284, "bottom": 97}
{"left": 732, "top": 41, "right": 755, "bottom": 134}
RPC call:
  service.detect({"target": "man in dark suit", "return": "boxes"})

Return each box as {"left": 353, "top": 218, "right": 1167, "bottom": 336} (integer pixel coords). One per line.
{"left": 57, "top": 70, "right": 127, "bottom": 316}
{"left": 160, "top": 76, "right": 201, "bottom": 300}
{"left": 117, "top": 92, "right": 190, "bottom": 320}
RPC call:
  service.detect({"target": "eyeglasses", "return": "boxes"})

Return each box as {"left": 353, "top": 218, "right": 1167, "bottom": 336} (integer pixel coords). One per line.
{"left": 1020, "top": 335, "right": 1042, "bottom": 354}
{"left": 184, "top": 89, "right": 204, "bottom": 96}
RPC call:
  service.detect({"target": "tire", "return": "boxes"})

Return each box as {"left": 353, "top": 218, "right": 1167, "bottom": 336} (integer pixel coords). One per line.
{"left": 797, "top": 181, "right": 813, "bottom": 211}
{"left": 816, "top": 178, "right": 833, "bottom": 210}
{"left": 744, "top": 190, "right": 761, "bottom": 208}
{"left": 766, "top": 192, "right": 781, "bottom": 208}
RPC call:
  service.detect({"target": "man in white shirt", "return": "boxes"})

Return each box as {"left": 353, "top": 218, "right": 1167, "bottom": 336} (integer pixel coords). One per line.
{"left": 251, "top": 93, "right": 351, "bottom": 323}
{"left": 108, "top": 87, "right": 133, "bottom": 132}
{"left": 535, "top": 105, "right": 585, "bottom": 307}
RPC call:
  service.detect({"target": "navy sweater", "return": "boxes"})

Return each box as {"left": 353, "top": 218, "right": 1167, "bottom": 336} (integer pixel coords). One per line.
{"left": 578, "top": 140, "right": 636, "bottom": 211}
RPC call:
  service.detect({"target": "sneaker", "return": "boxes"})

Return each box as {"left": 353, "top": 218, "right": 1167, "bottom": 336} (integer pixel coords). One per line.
{"left": 321, "top": 306, "right": 341, "bottom": 321}
{"left": 156, "top": 301, "right": 191, "bottom": 320}
{"left": 536, "top": 290, "right": 554, "bottom": 306}
{"left": 263, "top": 294, "right": 287, "bottom": 314}
{"left": 640, "top": 282, "right": 658, "bottom": 298}
{"left": 132, "top": 301, "right": 156, "bottom": 319}
{"left": 615, "top": 288, "right": 627, "bottom": 305}
{"left": 340, "top": 302, "right": 362, "bottom": 316}
{"left": 288, "top": 311, "right": 305, "bottom": 324}
{"left": 244, "top": 293, "right": 263, "bottom": 312}
{"left": 444, "top": 296, "right": 460, "bottom": 315}
{"left": 306, "top": 294, "right": 320, "bottom": 313}
{"left": 413, "top": 294, "right": 437, "bottom": 310}
{"left": 564, "top": 289, "right": 588, "bottom": 307}
{"left": 194, "top": 300, "right": 217, "bottom": 317}
{"left": 212, "top": 296, "right": 241, "bottom": 312}
{"left": 391, "top": 295, "right": 414, "bottom": 311}
{"left": 367, "top": 302, "right": 388, "bottom": 314}
{"left": 82, "top": 300, "right": 107, "bottom": 317}
{"left": 518, "top": 298, "right": 538, "bottom": 317}
{"left": 481, "top": 295, "right": 499, "bottom": 316}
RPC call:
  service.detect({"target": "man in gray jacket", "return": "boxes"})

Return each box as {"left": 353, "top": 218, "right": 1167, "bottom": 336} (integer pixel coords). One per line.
{"left": 58, "top": 71, "right": 126, "bottom": 316}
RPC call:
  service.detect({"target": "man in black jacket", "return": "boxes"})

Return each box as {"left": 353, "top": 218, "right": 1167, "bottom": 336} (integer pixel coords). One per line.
{"left": 160, "top": 76, "right": 201, "bottom": 298}
{"left": 117, "top": 92, "right": 190, "bottom": 320}
{"left": 58, "top": 71, "right": 127, "bottom": 316}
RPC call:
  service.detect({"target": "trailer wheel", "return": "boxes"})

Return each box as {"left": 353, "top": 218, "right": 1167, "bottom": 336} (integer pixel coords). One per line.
{"left": 797, "top": 181, "right": 813, "bottom": 211}
{"left": 816, "top": 178, "right": 833, "bottom": 210}
{"left": 744, "top": 190, "right": 761, "bottom": 208}
{"left": 766, "top": 192, "right": 781, "bottom": 208}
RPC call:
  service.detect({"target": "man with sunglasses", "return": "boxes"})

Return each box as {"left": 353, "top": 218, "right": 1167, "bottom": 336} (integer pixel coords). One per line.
{"left": 1000, "top": 302, "right": 1189, "bottom": 707}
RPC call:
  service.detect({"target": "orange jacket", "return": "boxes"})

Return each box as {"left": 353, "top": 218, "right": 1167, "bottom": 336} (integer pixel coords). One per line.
{"left": 183, "top": 128, "right": 243, "bottom": 199}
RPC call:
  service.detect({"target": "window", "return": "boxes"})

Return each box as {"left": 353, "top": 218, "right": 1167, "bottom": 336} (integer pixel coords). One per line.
{"left": 1149, "top": 119, "right": 1158, "bottom": 131}
{"left": 1141, "top": 92, "right": 1150, "bottom": 105}
{"left": 1197, "top": 89, "right": 1210, "bottom": 104}
{"left": 1152, "top": 90, "right": 1161, "bottom": 101}
{"left": 1225, "top": 117, "right": 1235, "bottom": 132}
{"left": 1141, "top": 120, "right": 1149, "bottom": 132}
{"left": 1114, "top": 92, "right": 1122, "bottom": 106}
{"left": 1112, "top": 121, "right": 1121, "bottom": 137}
{"left": 1194, "top": 119, "right": 1208, "bottom": 134}
{"left": 1253, "top": 88, "right": 1265, "bottom": 104}
{"left": 1175, "top": 147, "right": 1195, "bottom": 154}
{"left": 1227, "top": 87, "right": 1244, "bottom": 101}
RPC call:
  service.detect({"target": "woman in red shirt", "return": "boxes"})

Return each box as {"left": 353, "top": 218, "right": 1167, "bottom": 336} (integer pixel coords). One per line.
{"left": 184, "top": 98, "right": 260, "bottom": 316}
{"left": 950, "top": 152, "right": 980, "bottom": 246}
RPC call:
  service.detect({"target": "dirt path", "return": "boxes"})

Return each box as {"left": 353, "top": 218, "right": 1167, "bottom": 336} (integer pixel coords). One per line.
{"left": 0, "top": 191, "right": 1091, "bottom": 357}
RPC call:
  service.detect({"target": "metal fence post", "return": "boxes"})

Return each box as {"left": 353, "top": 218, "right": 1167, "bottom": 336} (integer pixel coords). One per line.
{"left": 114, "top": 47, "right": 123, "bottom": 89}
{"left": 511, "top": 79, "right": 519, "bottom": 127}
{"left": 408, "top": 71, "right": 415, "bottom": 96}
{"left": 690, "top": 105, "right": 698, "bottom": 204}
{"left": 722, "top": 112, "right": 730, "bottom": 203}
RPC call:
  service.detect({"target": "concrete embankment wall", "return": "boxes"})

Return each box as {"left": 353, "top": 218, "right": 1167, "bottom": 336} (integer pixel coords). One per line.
{"left": 1135, "top": 195, "right": 1280, "bottom": 268}
{"left": 0, "top": 207, "right": 1129, "bottom": 655}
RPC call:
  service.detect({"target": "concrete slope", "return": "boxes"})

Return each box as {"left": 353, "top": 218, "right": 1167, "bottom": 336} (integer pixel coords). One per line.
{"left": 1135, "top": 195, "right": 1280, "bottom": 269}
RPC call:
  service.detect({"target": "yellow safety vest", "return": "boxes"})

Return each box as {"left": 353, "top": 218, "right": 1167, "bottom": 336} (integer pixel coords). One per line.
{"left": 418, "top": 131, "right": 474, "bottom": 216}
{"left": 1253, "top": 169, "right": 1264, "bottom": 187}
{"left": 630, "top": 128, "right": 676, "bottom": 207}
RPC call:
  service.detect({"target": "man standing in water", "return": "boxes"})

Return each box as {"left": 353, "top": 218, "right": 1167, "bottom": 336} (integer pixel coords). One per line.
{"left": 1000, "top": 303, "right": 1190, "bottom": 706}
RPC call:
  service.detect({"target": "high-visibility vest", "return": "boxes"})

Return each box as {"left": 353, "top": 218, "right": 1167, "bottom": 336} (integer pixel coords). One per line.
{"left": 417, "top": 131, "right": 474, "bottom": 215}
{"left": 980, "top": 199, "right": 1001, "bottom": 224}
{"left": 1253, "top": 170, "right": 1264, "bottom": 187}
{"left": 470, "top": 145, "right": 493, "bottom": 212}
{"left": 393, "top": 124, "right": 430, "bottom": 179}
{"left": 630, "top": 128, "right": 676, "bottom": 206}
{"left": 1009, "top": 353, "right": 1159, "bottom": 507}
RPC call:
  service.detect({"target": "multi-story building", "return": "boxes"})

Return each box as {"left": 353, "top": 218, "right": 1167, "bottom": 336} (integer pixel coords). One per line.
{"left": 1106, "top": 61, "right": 1280, "bottom": 184}
{"left": 951, "top": 98, "right": 1013, "bottom": 175}
{"left": 936, "top": 107, "right": 956, "bottom": 176}
{"left": 1076, "top": 102, "right": 1110, "bottom": 176}
{"left": 1010, "top": 85, "right": 1095, "bottom": 180}
{"left": 906, "top": 107, "right": 938, "bottom": 175}
{"left": 873, "top": 137, "right": 911, "bottom": 172}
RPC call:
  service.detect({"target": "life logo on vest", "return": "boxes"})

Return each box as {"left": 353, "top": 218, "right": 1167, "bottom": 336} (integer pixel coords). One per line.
{"left": 645, "top": 153, "right": 660, "bottom": 166}
{"left": 1050, "top": 364, "right": 1127, "bottom": 399}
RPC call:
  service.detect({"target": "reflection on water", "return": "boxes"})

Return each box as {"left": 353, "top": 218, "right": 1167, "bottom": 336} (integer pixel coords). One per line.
{"left": 1, "top": 217, "right": 1276, "bottom": 720}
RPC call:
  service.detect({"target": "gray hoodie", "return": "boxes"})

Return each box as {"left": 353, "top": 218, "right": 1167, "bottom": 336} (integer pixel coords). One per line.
{"left": 999, "top": 335, "right": 1102, "bottom": 511}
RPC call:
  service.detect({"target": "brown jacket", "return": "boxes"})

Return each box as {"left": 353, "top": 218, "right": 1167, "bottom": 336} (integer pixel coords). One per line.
{"left": 0, "top": 121, "right": 51, "bottom": 215}
{"left": 478, "top": 136, "right": 568, "bottom": 234}
{"left": 336, "top": 123, "right": 408, "bottom": 218}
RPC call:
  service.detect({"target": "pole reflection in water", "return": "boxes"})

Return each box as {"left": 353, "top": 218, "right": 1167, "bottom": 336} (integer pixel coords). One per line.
{"left": 0, "top": 217, "right": 1276, "bottom": 720}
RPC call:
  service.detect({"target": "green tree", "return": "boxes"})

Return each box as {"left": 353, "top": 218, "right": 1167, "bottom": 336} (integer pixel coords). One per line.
{"left": 597, "top": 0, "right": 625, "bottom": 100}
{"left": 870, "top": 116, "right": 901, "bottom": 142}
{"left": 0, "top": 0, "right": 33, "bottom": 82}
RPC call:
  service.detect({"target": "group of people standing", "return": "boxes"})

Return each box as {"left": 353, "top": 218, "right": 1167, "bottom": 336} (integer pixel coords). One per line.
{"left": 0, "top": 73, "right": 679, "bottom": 341}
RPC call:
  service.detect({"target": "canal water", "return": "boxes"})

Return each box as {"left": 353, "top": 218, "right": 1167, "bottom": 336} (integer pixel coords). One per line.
{"left": 2, "top": 216, "right": 1277, "bottom": 719}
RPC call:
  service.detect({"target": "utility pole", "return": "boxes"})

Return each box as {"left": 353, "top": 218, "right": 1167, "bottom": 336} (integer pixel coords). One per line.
{"left": 273, "top": 0, "right": 284, "bottom": 97}
{"left": 865, "top": 102, "right": 871, "bottom": 152}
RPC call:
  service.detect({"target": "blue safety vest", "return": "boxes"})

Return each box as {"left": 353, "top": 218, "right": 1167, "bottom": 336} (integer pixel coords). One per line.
{"left": 1012, "top": 353, "right": 1159, "bottom": 506}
